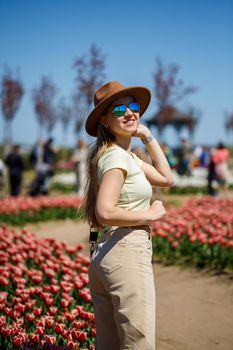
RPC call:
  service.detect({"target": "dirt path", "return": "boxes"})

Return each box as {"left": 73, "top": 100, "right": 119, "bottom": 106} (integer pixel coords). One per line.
{"left": 24, "top": 220, "right": 233, "bottom": 350}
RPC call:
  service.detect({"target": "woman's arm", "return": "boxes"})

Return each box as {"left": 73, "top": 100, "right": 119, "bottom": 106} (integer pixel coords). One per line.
{"left": 95, "top": 168, "right": 166, "bottom": 226}
{"left": 134, "top": 124, "right": 174, "bottom": 187}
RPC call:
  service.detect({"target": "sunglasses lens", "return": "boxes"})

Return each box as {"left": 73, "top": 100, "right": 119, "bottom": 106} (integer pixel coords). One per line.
{"left": 129, "top": 102, "right": 140, "bottom": 112}
{"left": 112, "top": 102, "right": 140, "bottom": 117}
{"left": 112, "top": 105, "right": 126, "bottom": 117}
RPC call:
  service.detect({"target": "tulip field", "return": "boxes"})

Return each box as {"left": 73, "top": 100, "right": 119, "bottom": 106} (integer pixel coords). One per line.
{"left": 0, "top": 224, "right": 95, "bottom": 349}
{"left": 0, "top": 196, "right": 84, "bottom": 226}
{"left": 0, "top": 195, "right": 233, "bottom": 348}
{"left": 152, "top": 197, "right": 233, "bottom": 270}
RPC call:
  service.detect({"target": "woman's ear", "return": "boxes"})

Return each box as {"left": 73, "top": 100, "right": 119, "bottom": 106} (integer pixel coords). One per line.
{"left": 100, "top": 115, "right": 108, "bottom": 128}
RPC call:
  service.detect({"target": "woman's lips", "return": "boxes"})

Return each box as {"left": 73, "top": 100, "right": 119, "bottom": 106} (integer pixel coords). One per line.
{"left": 123, "top": 120, "right": 135, "bottom": 125}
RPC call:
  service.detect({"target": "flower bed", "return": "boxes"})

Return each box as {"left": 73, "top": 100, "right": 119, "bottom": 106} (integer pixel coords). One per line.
{"left": 152, "top": 197, "right": 233, "bottom": 270}
{"left": 0, "top": 196, "right": 84, "bottom": 226}
{"left": 0, "top": 224, "right": 95, "bottom": 349}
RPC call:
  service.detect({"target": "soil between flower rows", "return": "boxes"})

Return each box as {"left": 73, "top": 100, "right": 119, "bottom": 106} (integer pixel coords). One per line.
{"left": 23, "top": 219, "right": 233, "bottom": 350}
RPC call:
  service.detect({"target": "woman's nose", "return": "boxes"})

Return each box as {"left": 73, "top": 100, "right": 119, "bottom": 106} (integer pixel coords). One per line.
{"left": 125, "top": 107, "right": 133, "bottom": 116}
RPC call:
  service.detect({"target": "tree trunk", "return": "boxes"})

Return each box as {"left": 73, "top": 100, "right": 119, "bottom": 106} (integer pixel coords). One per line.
{"left": 62, "top": 127, "right": 68, "bottom": 160}
{"left": 3, "top": 119, "right": 12, "bottom": 145}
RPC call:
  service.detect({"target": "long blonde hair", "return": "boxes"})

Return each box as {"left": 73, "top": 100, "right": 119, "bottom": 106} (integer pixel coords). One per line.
{"left": 85, "top": 124, "right": 115, "bottom": 228}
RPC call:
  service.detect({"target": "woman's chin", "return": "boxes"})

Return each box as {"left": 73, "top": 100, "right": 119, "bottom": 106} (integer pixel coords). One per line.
{"left": 125, "top": 125, "right": 137, "bottom": 133}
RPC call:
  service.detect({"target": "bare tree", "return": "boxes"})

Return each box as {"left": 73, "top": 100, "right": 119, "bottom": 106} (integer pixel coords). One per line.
{"left": 57, "top": 97, "right": 72, "bottom": 147}
{"left": 150, "top": 58, "right": 199, "bottom": 142}
{"left": 73, "top": 44, "right": 106, "bottom": 136}
{"left": 32, "top": 76, "right": 57, "bottom": 140}
{"left": 153, "top": 57, "right": 197, "bottom": 109}
{"left": 0, "top": 68, "right": 24, "bottom": 144}
{"left": 225, "top": 111, "right": 233, "bottom": 144}
{"left": 46, "top": 107, "right": 57, "bottom": 139}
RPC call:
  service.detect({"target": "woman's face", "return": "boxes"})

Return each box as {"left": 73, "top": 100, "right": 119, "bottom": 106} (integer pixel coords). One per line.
{"left": 101, "top": 96, "right": 140, "bottom": 137}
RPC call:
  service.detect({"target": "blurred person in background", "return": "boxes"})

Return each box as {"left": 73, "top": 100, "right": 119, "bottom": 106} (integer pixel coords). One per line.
{"left": 29, "top": 138, "right": 46, "bottom": 196}
{"left": 199, "top": 146, "right": 210, "bottom": 168}
{"left": 71, "top": 138, "right": 88, "bottom": 196}
{"left": 161, "top": 142, "right": 176, "bottom": 169}
{"left": 29, "top": 137, "right": 56, "bottom": 196}
{"left": 192, "top": 144, "right": 202, "bottom": 168}
{"left": 29, "top": 138, "right": 44, "bottom": 169}
{"left": 41, "top": 137, "right": 56, "bottom": 194}
{"left": 212, "top": 142, "right": 230, "bottom": 196}
{"left": 0, "top": 157, "right": 6, "bottom": 197}
{"left": 176, "top": 137, "right": 192, "bottom": 176}
{"left": 5, "top": 144, "right": 24, "bottom": 196}
{"left": 207, "top": 148, "right": 217, "bottom": 196}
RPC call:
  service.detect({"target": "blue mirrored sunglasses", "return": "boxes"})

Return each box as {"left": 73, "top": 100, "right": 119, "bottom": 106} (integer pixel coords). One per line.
{"left": 112, "top": 102, "right": 140, "bottom": 117}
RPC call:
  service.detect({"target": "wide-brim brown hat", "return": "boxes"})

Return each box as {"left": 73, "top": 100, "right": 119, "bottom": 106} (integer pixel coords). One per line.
{"left": 85, "top": 80, "right": 151, "bottom": 137}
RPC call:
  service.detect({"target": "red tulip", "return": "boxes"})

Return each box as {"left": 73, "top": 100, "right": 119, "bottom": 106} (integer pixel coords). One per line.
{"left": 171, "top": 242, "right": 178, "bottom": 249}
{"left": 67, "top": 341, "right": 78, "bottom": 350}
{"left": 36, "top": 326, "right": 44, "bottom": 336}
{"left": 1, "top": 270, "right": 10, "bottom": 278}
{"left": 30, "top": 333, "right": 40, "bottom": 344}
{"left": 15, "top": 303, "right": 25, "bottom": 313}
{"left": 61, "top": 329, "right": 69, "bottom": 339}
{"left": 55, "top": 322, "right": 65, "bottom": 334}
{"left": 44, "top": 334, "right": 56, "bottom": 344}
{"left": 26, "top": 312, "right": 35, "bottom": 322}
{"left": 0, "top": 315, "right": 6, "bottom": 327}
{"left": 31, "top": 275, "right": 42, "bottom": 284}
{"left": 36, "top": 319, "right": 46, "bottom": 327}
{"left": 25, "top": 300, "right": 36, "bottom": 310}
{"left": 34, "top": 307, "right": 42, "bottom": 316}
{"left": 45, "top": 317, "right": 54, "bottom": 328}
{"left": 0, "top": 292, "right": 8, "bottom": 303}
{"left": 50, "top": 284, "right": 60, "bottom": 294}
{"left": 72, "top": 320, "right": 82, "bottom": 329}
{"left": 78, "top": 331, "right": 87, "bottom": 342}
{"left": 12, "top": 336, "right": 23, "bottom": 347}
{"left": 61, "top": 298, "right": 70, "bottom": 308}
{"left": 0, "top": 276, "right": 9, "bottom": 286}
{"left": 71, "top": 328, "right": 81, "bottom": 340}
{"left": 48, "top": 306, "right": 58, "bottom": 315}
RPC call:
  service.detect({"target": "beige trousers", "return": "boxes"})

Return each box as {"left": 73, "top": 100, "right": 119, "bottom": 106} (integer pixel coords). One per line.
{"left": 89, "top": 227, "right": 156, "bottom": 350}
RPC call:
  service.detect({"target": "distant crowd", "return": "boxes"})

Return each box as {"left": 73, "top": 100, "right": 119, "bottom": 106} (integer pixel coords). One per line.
{"left": 0, "top": 137, "right": 88, "bottom": 198}
{"left": 130, "top": 137, "right": 231, "bottom": 197}
{"left": 0, "top": 136, "right": 231, "bottom": 198}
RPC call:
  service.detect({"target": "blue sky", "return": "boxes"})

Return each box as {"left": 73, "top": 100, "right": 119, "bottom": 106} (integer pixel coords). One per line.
{"left": 0, "top": 0, "right": 233, "bottom": 147}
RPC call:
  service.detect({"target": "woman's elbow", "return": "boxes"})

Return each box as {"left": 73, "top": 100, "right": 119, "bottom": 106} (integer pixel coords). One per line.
{"left": 165, "top": 177, "right": 174, "bottom": 187}
{"left": 95, "top": 206, "right": 111, "bottom": 225}
{"left": 161, "top": 176, "right": 174, "bottom": 187}
{"left": 153, "top": 176, "right": 174, "bottom": 187}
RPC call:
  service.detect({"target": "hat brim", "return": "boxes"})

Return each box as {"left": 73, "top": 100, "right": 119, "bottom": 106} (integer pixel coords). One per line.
{"left": 85, "top": 86, "right": 151, "bottom": 137}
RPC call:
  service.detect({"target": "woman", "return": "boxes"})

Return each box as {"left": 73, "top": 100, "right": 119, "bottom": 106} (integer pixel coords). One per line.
{"left": 212, "top": 142, "right": 230, "bottom": 196}
{"left": 85, "top": 81, "right": 173, "bottom": 350}
{"left": 5, "top": 144, "right": 24, "bottom": 196}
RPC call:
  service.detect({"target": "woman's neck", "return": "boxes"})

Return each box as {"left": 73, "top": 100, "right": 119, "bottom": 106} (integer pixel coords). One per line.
{"left": 113, "top": 136, "right": 132, "bottom": 153}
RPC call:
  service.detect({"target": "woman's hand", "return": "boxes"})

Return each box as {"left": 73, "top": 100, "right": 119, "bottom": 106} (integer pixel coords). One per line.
{"left": 133, "top": 123, "right": 152, "bottom": 140}
{"left": 147, "top": 200, "right": 166, "bottom": 221}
